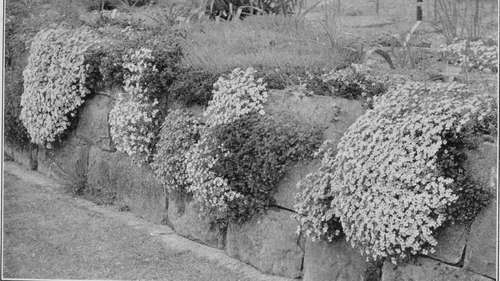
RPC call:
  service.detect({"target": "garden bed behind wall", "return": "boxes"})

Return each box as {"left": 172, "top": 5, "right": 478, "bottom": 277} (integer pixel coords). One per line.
{"left": 4, "top": 87, "right": 497, "bottom": 281}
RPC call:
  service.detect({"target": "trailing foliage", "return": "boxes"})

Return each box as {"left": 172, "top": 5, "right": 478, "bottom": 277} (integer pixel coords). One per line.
{"left": 321, "top": 64, "right": 388, "bottom": 107}
{"left": 152, "top": 109, "right": 202, "bottom": 193}
{"left": 20, "top": 27, "right": 100, "bottom": 146}
{"left": 4, "top": 70, "right": 30, "bottom": 146}
{"left": 295, "top": 81, "right": 496, "bottom": 263}
{"left": 168, "top": 68, "right": 222, "bottom": 106}
{"left": 109, "top": 48, "right": 161, "bottom": 160}
{"left": 440, "top": 39, "right": 498, "bottom": 73}
{"left": 205, "top": 67, "right": 268, "bottom": 127}
{"left": 187, "top": 113, "right": 322, "bottom": 225}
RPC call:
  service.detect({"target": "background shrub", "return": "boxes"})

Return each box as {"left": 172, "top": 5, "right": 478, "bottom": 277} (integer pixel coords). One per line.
{"left": 295, "top": 81, "right": 496, "bottom": 263}
{"left": 152, "top": 109, "right": 202, "bottom": 193}
{"left": 168, "top": 68, "right": 222, "bottom": 106}
{"left": 20, "top": 27, "right": 100, "bottom": 146}
{"left": 187, "top": 113, "right": 322, "bottom": 225}
{"left": 321, "top": 63, "right": 388, "bottom": 107}
{"left": 439, "top": 38, "right": 498, "bottom": 73}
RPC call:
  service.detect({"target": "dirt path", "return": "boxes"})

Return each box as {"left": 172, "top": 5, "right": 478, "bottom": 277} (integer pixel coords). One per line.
{"left": 2, "top": 161, "right": 288, "bottom": 281}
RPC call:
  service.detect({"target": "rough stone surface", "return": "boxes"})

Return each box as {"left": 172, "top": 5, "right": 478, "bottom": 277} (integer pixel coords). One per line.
{"left": 429, "top": 223, "right": 468, "bottom": 264}
{"left": 267, "top": 91, "right": 365, "bottom": 211}
{"left": 225, "top": 209, "right": 303, "bottom": 278}
{"left": 464, "top": 198, "right": 497, "bottom": 279}
{"left": 303, "top": 240, "right": 369, "bottom": 281}
{"left": 4, "top": 142, "right": 37, "bottom": 170}
{"left": 75, "top": 93, "right": 115, "bottom": 151}
{"left": 37, "top": 133, "right": 90, "bottom": 184}
{"left": 381, "top": 258, "right": 492, "bottom": 281}
{"left": 265, "top": 91, "right": 365, "bottom": 141}
{"left": 274, "top": 160, "right": 320, "bottom": 210}
{"left": 87, "top": 146, "right": 168, "bottom": 224}
{"left": 464, "top": 142, "right": 498, "bottom": 194}
{"left": 167, "top": 191, "right": 223, "bottom": 249}
{"left": 463, "top": 142, "right": 497, "bottom": 279}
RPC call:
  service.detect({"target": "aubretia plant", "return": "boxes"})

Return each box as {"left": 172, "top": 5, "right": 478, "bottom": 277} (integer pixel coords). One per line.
{"left": 20, "top": 27, "right": 99, "bottom": 146}
{"left": 205, "top": 67, "right": 268, "bottom": 127}
{"left": 186, "top": 114, "right": 322, "bottom": 225}
{"left": 151, "top": 109, "right": 202, "bottom": 193}
{"left": 294, "top": 81, "right": 496, "bottom": 263}
{"left": 109, "top": 93, "right": 159, "bottom": 159}
{"left": 109, "top": 48, "right": 161, "bottom": 160}
{"left": 440, "top": 39, "right": 498, "bottom": 73}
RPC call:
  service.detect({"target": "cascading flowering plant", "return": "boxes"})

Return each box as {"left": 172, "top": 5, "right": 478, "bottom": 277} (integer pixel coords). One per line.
{"left": 109, "top": 48, "right": 160, "bottom": 161}
{"left": 20, "top": 27, "right": 98, "bottom": 146}
{"left": 295, "top": 81, "right": 496, "bottom": 264}
{"left": 204, "top": 67, "right": 268, "bottom": 127}
{"left": 185, "top": 67, "right": 269, "bottom": 224}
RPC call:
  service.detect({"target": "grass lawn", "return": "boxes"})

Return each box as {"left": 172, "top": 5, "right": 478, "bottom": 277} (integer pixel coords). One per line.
{"left": 2, "top": 170, "right": 251, "bottom": 281}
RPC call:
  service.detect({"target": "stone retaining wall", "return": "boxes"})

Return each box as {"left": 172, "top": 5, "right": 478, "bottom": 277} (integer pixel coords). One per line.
{"left": 4, "top": 89, "right": 497, "bottom": 280}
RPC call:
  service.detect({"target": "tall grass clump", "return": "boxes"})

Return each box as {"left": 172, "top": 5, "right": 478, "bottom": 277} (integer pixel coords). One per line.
{"left": 180, "top": 14, "right": 352, "bottom": 73}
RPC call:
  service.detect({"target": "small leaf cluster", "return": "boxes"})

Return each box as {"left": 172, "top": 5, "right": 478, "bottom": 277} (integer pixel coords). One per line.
{"left": 20, "top": 27, "right": 99, "bottom": 146}
{"left": 168, "top": 68, "right": 223, "bottom": 106}
{"left": 321, "top": 63, "right": 388, "bottom": 107}
{"left": 440, "top": 38, "right": 498, "bottom": 73}
{"left": 151, "top": 109, "right": 202, "bottom": 193}
{"left": 294, "top": 81, "right": 496, "bottom": 263}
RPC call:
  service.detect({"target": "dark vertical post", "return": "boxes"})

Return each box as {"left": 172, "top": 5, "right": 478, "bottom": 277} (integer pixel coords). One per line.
{"left": 417, "top": 0, "right": 423, "bottom": 21}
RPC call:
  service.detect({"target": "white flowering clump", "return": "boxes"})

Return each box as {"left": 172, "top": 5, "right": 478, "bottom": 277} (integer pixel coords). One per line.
{"left": 20, "top": 27, "right": 98, "bottom": 146}
{"left": 204, "top": 67, "right": 268, "bottom": 127}
{"left": 295, "top": 81, "right": 496, "bottom": 263}
{"left": 440, "top": 39, "right": 498, "bottom": 72}
{"left": 109, "top": 93, "right": 159, "bottom": 158}
{"left": 151, "top": 109, "right": 202, "bottom": 193}
{"left": 109, "top": 48, "right": 160, "bottom": 160}
{"left": 185, "top": 133, "right": 243, "bottom": 222}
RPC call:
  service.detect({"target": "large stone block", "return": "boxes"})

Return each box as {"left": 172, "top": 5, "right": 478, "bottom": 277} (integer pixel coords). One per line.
{"left": 381, "top": 258, "right": 492, "bottom": 281}
{"left": 430, "top": 223, "right": 468, "bottom": 264}
{"left": 265, "top": 90, "right": 365, "bottom": 141}
{"left": 167, "top": 191, "right": 223, "bottom": 249}
{"left": 87, "top": 146, "right": 168, "bottom": 224}
{"left": 225, "top": 209, "right": 303, "bottom": 278}
{"left": 75, "top": 93, "right": 115, "bottom": 151}
{"left": 267, "top": 91, "right": 365, "bottom": 211}
{"left": 303, "top": 239, "right": 369, "bottom": 281}
{"left": 463, "top": 142, "right": 497, "bottom": 278}
{"left": 464, "top": 142, "right": 498, "bottom": 194}
{"left": 37, "top": 134, "right": 90, "bottom": 185}
{"left": 464, "top": 198, "right": 497, "bottom": 278}
{"left": 274, "top": 160, "right": 320, "bottom": 210}
{"left": 4, "top": 142, "right": 37, "bottom": 170}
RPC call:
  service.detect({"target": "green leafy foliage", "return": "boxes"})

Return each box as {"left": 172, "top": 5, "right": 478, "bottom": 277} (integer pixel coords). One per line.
{"left": 152, "top": 109, "right": 202, "bottom": 193}
{"left": 294, "top": 81, "right": 496, "bottom": 263}
{"left": 187, "top": 113, "right": 322, "bottom": 225}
